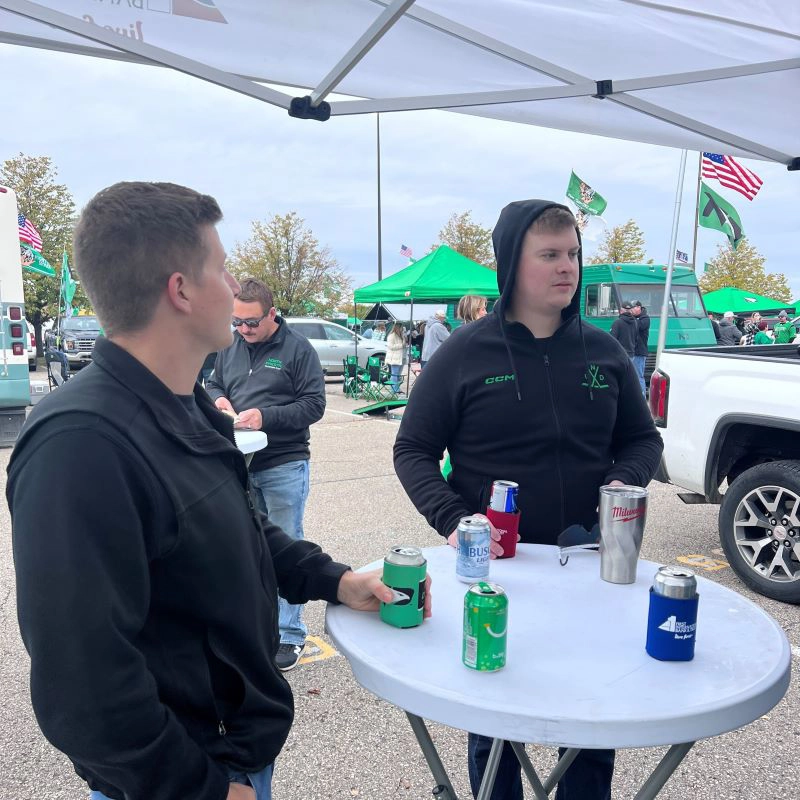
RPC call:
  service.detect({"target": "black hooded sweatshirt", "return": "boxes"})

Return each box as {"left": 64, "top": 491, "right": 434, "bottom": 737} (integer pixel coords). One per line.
{"left": 393, "top": 200, "right": 663, "bottom": 544}
{"left": 610, "top": 311, "right": 637, "bottom": 356}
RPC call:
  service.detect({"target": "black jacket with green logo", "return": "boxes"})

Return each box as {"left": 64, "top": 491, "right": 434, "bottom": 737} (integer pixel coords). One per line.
{"left": 206, "top": 318, "right": 325, "bottom": 471}
{"left": 394, "top": 199, "right": 663, "bottom": 544}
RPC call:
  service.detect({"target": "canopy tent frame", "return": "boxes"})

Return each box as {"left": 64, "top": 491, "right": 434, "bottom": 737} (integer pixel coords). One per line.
{"left": 1, "top": 0, "right": 797, "bottom": 168}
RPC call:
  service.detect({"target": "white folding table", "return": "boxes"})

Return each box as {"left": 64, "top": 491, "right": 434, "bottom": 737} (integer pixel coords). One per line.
{"left": 326, "top": 544, "right": 790, "bottom": 799}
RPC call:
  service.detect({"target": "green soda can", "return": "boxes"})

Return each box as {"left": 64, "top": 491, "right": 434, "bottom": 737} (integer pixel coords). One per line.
{"left": 463, "top": 582, "right": 508, "bottom": 671}
{"left": 380, "top": 546, "right": 427, "bottom": 628}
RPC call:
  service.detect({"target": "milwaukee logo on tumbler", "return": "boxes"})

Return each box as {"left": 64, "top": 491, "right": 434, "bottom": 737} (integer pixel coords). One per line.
{"left": 611, "top": 505, "right": 646, "bottom": 522}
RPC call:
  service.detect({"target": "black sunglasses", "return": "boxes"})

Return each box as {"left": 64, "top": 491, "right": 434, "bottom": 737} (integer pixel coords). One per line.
{"left": 232, "top": 314, "right": 268, "bottom": 329}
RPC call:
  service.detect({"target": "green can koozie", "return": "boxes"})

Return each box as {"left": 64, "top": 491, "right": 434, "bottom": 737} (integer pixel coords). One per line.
{"left": 380, "top": 546, "right": 427, "bottom": 628}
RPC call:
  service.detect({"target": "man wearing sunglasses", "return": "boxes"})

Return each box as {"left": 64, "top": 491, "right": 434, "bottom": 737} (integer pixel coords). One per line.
{"left": 206, "top": 277, "right": 325, "bottom": 672}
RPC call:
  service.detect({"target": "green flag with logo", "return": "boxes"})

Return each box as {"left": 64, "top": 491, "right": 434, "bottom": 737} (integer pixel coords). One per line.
{"left": 566, "top": 171, "right": 607, "bottom": 216}
{"left": 62, "top": 251, "right": 77, "bottom": 305}
{"left": 698, "top": 182, "right": 744, "bottom": 249}
{"left": 20, "top": 244, "right": 56, "bottom": 276}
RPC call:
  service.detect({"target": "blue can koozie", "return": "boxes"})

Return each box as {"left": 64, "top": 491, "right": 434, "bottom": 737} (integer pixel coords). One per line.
{"left": 645, "top": 567, "right": 699, "bottom": 661}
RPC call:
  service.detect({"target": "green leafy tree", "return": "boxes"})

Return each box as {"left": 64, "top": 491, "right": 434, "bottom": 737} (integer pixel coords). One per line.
{"left": 228, "top": 212, "right": 351, "bottom": 317}
{"left": 0, "top": 154, "right": 89, "bottom": 353}
{"left": 432, "top": 210, "right": 495, "bottom": 269}
{"left": 699, "top": 238, "right": 791, "bottom": 301}
{"left": 587, "top": 219, "right": 650, "bottom": 264}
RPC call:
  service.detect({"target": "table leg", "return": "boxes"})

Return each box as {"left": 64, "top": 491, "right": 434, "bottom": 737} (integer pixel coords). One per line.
{"left": 509, "top": 741, "right": 550, "bottom": 800}
{"left": 475, "top": 738, "right": 504, "bottom": 800}
{"left": 633, "top": 742, "right": 695, "bottom": 800}
{"left": 543, "top": 747, "right": 580, "bottom": 794}
{"left": 405, "top": 713, "right": 459, "bottom": 799}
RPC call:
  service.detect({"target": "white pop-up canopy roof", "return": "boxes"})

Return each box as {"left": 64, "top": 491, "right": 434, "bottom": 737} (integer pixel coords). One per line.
{"left": 0, "top": 1, "right": 797, "bottom": 168}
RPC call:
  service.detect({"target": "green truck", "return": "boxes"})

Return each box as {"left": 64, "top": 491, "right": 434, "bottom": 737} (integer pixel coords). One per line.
{"left": 579, "top": 263, "right": 716, "bottom": 377}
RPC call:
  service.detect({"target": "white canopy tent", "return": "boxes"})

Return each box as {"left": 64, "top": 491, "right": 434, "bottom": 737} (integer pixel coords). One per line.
{"left": 0, "top": 0, "right": 797, "bottom": 168}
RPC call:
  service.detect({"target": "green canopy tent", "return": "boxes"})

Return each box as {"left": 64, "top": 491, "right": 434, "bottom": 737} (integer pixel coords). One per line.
{"left": 702, "top": 287, "right": 796, "bottom": 316}
{"left": 353, "top": 246, "right": 500, "bottom": 402}
{"left": 354, "top": 246, "right": 500, "bottom": 304}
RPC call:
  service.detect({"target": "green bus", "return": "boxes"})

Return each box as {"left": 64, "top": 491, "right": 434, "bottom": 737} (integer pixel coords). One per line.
{"left": 580, "top": 263, "right": 716, "bottom": 375}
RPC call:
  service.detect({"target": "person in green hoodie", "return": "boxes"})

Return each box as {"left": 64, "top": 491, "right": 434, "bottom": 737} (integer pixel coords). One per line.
{"left": 394, "top": 200, "right": 663, "bottom": 800}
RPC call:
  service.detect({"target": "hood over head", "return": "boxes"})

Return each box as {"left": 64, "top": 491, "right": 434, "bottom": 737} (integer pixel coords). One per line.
{"left": 491, "top": 199, "right": 582, "bottom": 320}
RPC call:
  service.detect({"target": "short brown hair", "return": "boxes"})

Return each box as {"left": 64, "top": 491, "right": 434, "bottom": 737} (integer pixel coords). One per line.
{"left": 456, "top": 294, "right": 487, "bottom": 323}
{"left": 73, "top": 182, "right": 222, "bottom": 336}
{"left": 236, "top": 277, "right": 274, "bottom": 312}
{"left": 530, "top": 206, "right": 577, "bottom": 234}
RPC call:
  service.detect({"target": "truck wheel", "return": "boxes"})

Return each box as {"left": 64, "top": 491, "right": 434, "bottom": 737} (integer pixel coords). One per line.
{"left": 719, "top": 460, "right": 800, "bottom": 604}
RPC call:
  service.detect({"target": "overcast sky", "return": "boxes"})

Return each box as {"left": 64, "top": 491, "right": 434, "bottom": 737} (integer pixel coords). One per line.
{"left": 2, "top": 43, "right": 798, "bottom": 300}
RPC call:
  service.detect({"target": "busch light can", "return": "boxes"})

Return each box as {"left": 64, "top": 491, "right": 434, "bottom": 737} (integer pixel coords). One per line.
{"left": 463, "top": 582, "right": 508, "bottom": 671}
{"left": 456, "top": 515, "right": 491, "bottom": 583}
{"left": 645, "top": 567, "right": 699, "bottom": 661}
{"left": 380, "top": 546, "right": 427, "bottom": 629}
{"left": 489, "top": 481, "right": 519, "bottom": 513}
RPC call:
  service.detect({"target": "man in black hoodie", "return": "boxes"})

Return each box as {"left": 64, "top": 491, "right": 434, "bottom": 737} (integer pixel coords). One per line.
{"left": 631, "top": 301, "right": 650, "bottom": 396}
{"left": 394, "top": 200, "right": 663, "bottom": 800}
{"left": 6, "top": 182, "right": 411, "bottom": 800}
{"left": 610, "top": 301, "right": 638, "bottom": 363}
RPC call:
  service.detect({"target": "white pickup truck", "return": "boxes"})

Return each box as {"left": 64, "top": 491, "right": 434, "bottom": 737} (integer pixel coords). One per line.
{"left": 650, "top": 342, "right": 800, "bottom": 604}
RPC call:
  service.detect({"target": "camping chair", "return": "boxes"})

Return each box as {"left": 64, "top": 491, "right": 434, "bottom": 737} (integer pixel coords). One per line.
{"left": 45, "top": 349, "right": 69, "bottom": 390}
{"left": 365, "top": 356, "right": 397, "bottom": 400}
{"left": 342, "top": 355, "right": 368, "bottom": 399}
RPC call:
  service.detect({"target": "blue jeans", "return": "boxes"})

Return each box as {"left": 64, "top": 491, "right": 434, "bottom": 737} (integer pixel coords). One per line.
{"left": 90, "top": 762, "right": 273, "bottom": 800}
{"left": 251, "top": 459, "right": 310, "bottom": 646}
{"left": 468, "top": 733, "right": 614, "bottom": 800}
{"left": 389, "top": 363, "right": 402, "bottom": 391}
{"left": 632, "top": 355, "right": 646, "bottom": 396}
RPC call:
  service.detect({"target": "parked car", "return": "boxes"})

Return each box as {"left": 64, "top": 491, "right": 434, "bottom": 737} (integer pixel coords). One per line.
{"left": 57, "top": 314, "right": 103, "bottom": 370}
{"left": 25, "top": 320, "right": 36, "bottom": 371}
{"left": 650, "top": 342, "right": 800, "bottom": 603}
{"left": 284, "top": 317, "right": 387, "bottom": 375}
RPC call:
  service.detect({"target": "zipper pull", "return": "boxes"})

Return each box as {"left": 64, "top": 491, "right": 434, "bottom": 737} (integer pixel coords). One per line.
{"left": 248, "top": 368, "right": 252, "bottom": 377}
{"left": 218, "top": 720, "right": 227, "bottom": 736}
{"left": 543, "top": 354, "right": 550, "bottom": 367}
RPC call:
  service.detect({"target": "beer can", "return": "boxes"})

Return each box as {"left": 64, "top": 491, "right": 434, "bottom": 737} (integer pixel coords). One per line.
{"left": 456, "top": 515, "right": 491, "bottom": 583}
{"left": 380, "top": 546, "right": 427, "bottom": 629}
{"left": 645, "top": 567, "right": 699, "bottom": 661}
{"left": 489, "top": 481, "right": 519, "bottom": 513}
{"left": 463, "top": 582, "right": 508, "bottom": 671}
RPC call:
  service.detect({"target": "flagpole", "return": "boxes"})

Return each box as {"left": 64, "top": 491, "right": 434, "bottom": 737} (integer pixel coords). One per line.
{"left": 656, "top": 149, "right": 688, "bottom": 370}
{"left": 690, "top": 151, "right": 702, "bottom": 272}
{"left": 376, "top": 113, "right": 383, "bottom": 281}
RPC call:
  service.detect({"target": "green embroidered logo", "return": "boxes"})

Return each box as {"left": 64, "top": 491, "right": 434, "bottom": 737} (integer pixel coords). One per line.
{"left": 264, "top": 358, "right": 283, "bottom": 370}
{"left": 582, "top": 364, "right": 609, "bottom": 389}
{"left": 484, "top": 374, "right": 516, "bottom": 385}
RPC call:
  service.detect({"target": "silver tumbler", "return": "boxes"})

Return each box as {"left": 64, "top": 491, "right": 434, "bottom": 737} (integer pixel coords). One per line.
{"left": 598, "top": 485, "right": 648, "bottom": 584}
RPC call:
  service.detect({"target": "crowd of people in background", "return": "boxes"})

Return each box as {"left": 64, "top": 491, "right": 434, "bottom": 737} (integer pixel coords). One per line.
{"left": 708, "top": 309, "right": 799, "bottom": 346}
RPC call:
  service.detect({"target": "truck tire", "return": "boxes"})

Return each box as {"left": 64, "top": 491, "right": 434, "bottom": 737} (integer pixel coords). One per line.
{"left": 719, "top": 460, "right": 800, "bottom": 604}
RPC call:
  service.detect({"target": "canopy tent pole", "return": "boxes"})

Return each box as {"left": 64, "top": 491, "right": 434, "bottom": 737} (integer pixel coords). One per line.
{"left": 690, "top": 151, "right": 702, "bottom": 272}
{"left": 406, "top": 299, "right": 414, "bottom": 395}
{"left": 377, "top": 113, "right": 383, "bottom": 281}
{"left": 656, "top": 149, "right": 688, "bottom": 370}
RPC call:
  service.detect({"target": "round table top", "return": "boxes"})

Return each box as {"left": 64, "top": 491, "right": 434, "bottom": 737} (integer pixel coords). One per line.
{"left": 233, "top": 429, "right": 268, "bottom": 455}
{"left": 326, "top": 544, "right": 790, "bottom": 749}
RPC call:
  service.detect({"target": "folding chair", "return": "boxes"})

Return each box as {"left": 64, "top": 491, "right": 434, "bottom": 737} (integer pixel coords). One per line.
{"left": 365, "top": 356, "right": 397, "bottom": 400}
{"left": 342, "top": 355, "right": 368, "bottom": 399}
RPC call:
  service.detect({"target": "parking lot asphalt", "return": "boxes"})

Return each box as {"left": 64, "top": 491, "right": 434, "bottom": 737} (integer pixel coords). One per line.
{"left": 1, "top": 372, "right": 797, "bottom": 799}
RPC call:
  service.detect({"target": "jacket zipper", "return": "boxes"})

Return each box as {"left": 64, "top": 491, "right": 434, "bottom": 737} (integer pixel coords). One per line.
{"left": 542, "top": 352, "right": 567, "bottom": 533}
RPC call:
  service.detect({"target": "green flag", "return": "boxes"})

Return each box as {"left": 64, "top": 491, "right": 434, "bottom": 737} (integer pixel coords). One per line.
{"left": 20, "top": 244, "right": 56, "bottom": 276}
{"left": 62, "top": 252, "right": 77, "bottom": 305}
{"left": 566, "top": 171, "right": 607, "bottom": 216}
{"left": 698, "top": 182, "right": 744, "bottom": 249}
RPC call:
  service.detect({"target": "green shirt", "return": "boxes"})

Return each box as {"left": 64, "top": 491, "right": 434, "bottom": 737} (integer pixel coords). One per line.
{"left": 754, "top": 331, "right": 773, "bottom": 345}
{"left": 772, "top": 321, "right": 796, "bottom": 344}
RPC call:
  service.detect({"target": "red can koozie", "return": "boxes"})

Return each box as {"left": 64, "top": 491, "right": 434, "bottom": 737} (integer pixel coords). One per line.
{"left": 485, "top": 507, "right": 519, "bottom": 559}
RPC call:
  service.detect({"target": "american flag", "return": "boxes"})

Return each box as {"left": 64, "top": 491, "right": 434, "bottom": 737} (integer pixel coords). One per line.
{"left": 675, "top": 250, "right": 689, "bottom": 264}
{"left": 701, "top": 153, "right": 763, "bottom": 201}
{"left": 18, "top": 213, "right": 43, "bottom": 252}
{"left": 399, "top": 244, "right": 413, "bottom": 258}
